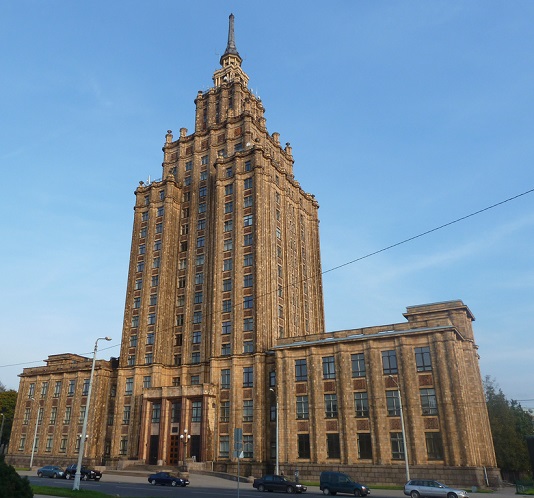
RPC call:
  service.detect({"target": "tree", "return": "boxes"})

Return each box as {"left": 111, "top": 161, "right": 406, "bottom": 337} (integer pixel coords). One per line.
{"left": 0, "top": 389, "right": 18, "bottom": 449}
{"left": 484, "top": 376, "right": 533, "bottom": 479}
{"left": 0, "top": 455, "right": 33, "bottom": 497}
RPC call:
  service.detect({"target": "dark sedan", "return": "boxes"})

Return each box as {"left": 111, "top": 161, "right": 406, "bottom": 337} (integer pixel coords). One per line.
{"left": 37, "top": 465, "right": 65, "bottom": 478}
{"left": 148, "top": 471, "right": 190, "bottom": 487}
{"left": 253, "top": 474, "right": 307, "bottom": 493}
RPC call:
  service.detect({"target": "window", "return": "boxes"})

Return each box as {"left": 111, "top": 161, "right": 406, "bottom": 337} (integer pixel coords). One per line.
{"left": 382, "top": 350, "right": 398, "bottom": 375}
{"left": 157, "top": 206, "right": 164, "bottom": 216}
{"left": 278, "top": 305, "right": 283, "bottom": 318}
{"left": 358, "top": 433, "right": 373, "bottom": 459}
{"left": 223, "top": 258, "right": 233, "bottom": 271}
{"left": 391, "top": 432, "right": 405, "bottom": 460}
{"left": 200, "top": 170, "right": 208, "bottom": 180}
{"left": 45, "top": 436, "right": 53, "bottom": 452}
{"left": 322, "top": 356, "right": 336, "bottom": 379}
{"left": 133, "top": 297, "right": 141, "bottom": 309}
{"left": 150, "top": 294, "right": 157, "bottom": 305}
{"left": 225, "top": 184, "right": 233, "bottom": 195}
{"left": 223, "top": 299, "right": 232, "bottom": 313}
{"left": 176, "top": 314, "right": 184, "bottom": 326}
{"left": 37, "top": 407, "right": 44, "bottom": 424}
{"left": 324, "top": 394, "right": 338, "bottom": 418}
{"left": 23, "top": 408, "right": 30, "bottom": 425}
{"left": 243, "top": 366, "right": 253, "bottom": 387}
{"left": 222, "top": 343, "right": 231, "bottom": 355}
{"left": 234, "top": 142, "right": 243, "bottom": 151}
{"left": 224, "top": 239, "right": 233, "bottom": 251}
{"left": 143, "top": 376, "right": 152, "bottom": 389}
{"left": 297, "top": 434, "right": 310, "bottom": 459}
{"left": 351, "top": 353, "right": 366, "bottom": 378}
{"left": 151, "top": 275, "right": 159, "bottom": 287}
{"left": 152, "top": 403, "right": 161, "bottom": 423}
{"left": 244, "top": 177, "right": 253, "bottom": 189}
{"left": 199, "top": 186, "right": 207, "bottom": 198}
{"left": 192, "top": 330, "right": 201, "bottom": 344}
{"left": 49, "top": 407, "right": 57, "bottom": 425}
{"left": 225, "top": 201, "right": 233, "bottom": 213}
{"left": 223, "top": 278, "right": 232, "bottom": 291}
{"left": 191, "top": 352, "right": 200, "bottom": 364}
{"left": 67, "top": 380, "right": 76, "bottom": 396}
{"left": 63, "top": 406, "right": 72, "bottom": 425}
{"left": 139, "top": 244, "right": 146, "bottom": 255}
{"left": 269, "top": 370, "right": 276, "bottom": 387}
{"left": 327, "top": 433, "right": 341, "bottom": 459}
{"left": 128, "top": 354, "right": 136, "bottom": 366}
{"left": 245, "top": 160, "right": 252, "bottom": 171}
{"left": 225, "top": 166, "right": 233, "bottom": 177}
{"left": 201, "top": 155, "right": 209, "bottom": 165}
{"left": 425, "top": 432, "right": 444, "bottom": 460}
{"left": 178, "top": 277, "right": 186, "bottom": 288}
{"left": 155, "top": 223, "right": 163, "bottom": 234}
{"left": 243, "top": 234, "right": 253, "bottom": 246}
{"left": 221, "top": 369, "right": 230, "bottom": 389}
{"left": 182, "top": 207, "right": 190, "bottom": 218}
{"left": 224, "top": 220, "right": 233, "bottom": 232}
{"left": 222, "top": 321, "right": 232, "bottom": 334}
{"left": 244, "top": 296, "right": 253, "bottom": 309}
{"left": 145, "top": 353, "right": 153, "bottom": 364}
{"left": 192, "top": 401, "right": 202, "bottom": 422}
{"left": 125, "top": 378, "right": 134, "bottom": 395}
{"left": 295, "top": 359, "right": 308, "bottom": 382}
{"left": 181, "top": 223, "right": 189, "bottom": 235}
{"left": 193, "top": 311, "right": 202, "bottom": 324}
{"left": 198, "top": 202, "right": 206, "bottom": 213}
{"left": 131, "top": 316, "right": 139, "bottom": 328}
{"left": 243, "top": 399, "right": 253, "bottom": 422}
{"left": 140, "top": 227, "right": 147, "bottom": 238}
{"left": 174, "top": 354, "right": 182, "bottom": 365}
{"left": 244, "top": 274, "right": 253, "bottom": 287}
{"left": 386, "top": 390, "right": 401, "bottom": 416}
{"left": 244, "top": 214, "right": 253, "bottom": 226}
{"left": 296, "top": 396, "right": 309, "bottom": 419}
{"left": 244, "top": 253, "right": 253, "bottom": 266}
{"left": 82, "top": 378, "right": 90, "bottom": 396}
{"left": 159, "top": 190, "right": 164, "bottom": 200}
{"left": 146, "top": 332, "right": 155, "bottom": 345}
{"left": 197, "top": 219, "right": 206, "bottom": 230}
{"left": 194, "top": 291, "right": 203, "bottom": 304}
{"left": 219, "top": 435, "right": 230, "bottom": 458}
{"left": 153, "top": 257, "right": 160, "bottom": 268}
{"left": 148, "top": 313, "right": 156, "bottom": 324}
{"left": 278, "top": 265, "right": 283, "bottom": 278}
{"left": 185, "top": 160, "right": 193, "bottom": 170}
{"left": 243, "top": 317, "right": 254, "bottom": 331}
{"left": 137, "top": 261, "right": 145, "bottom": 272}
{"left": 243, "top": 435, "right": 253, "bottom": 458}
{"left": 354, "top": 392, "right": 369, "bottom": 417}
{"left": 119, "top": 437, "right": 128, "bottom": 456}
{"left": 53, "top": 381, "right": 62, "bottom": 397}
{"left": 142, "top": 211, "right": 149, "bottom": 221}
{"left": 134, "top": 278, "right": 143, "bottom": 290}
{"left": 122, "top": 405, "right": 131, "bottom": 425}
{"left": 196, "top": 254, "right": 205, "bottom": 266}
{"left": 244, "top": 195, "right": 253, "bottom": 207}
{"left": 172, "top": 377, "right": 180, "bottom": 387}
{"left": 184, "top": 176, "right": 192, "bottom": 186}
{"left": 415, "top": 346, "right": 432, "bottom": 372}
{"left": 171, "top": 402, "right": 181, "bottom": 422}
{"left": 276, "top": 227, "right": 281, "bottom": 239}
{"left": 420, "top": 388, "right": 438, "bottom": 415}
{"left": 244, "top": 341, "right": 254, "bottom": 353}
{"left": 197, "top": 236, "right": 205, "bottom": 248}
{"left": 195, "top": 273, "right": 204, "bottom": 285}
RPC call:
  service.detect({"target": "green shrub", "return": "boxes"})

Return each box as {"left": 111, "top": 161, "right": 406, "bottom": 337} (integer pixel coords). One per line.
{"left": 0, "top": 455, "right": 33, "bottom": 498}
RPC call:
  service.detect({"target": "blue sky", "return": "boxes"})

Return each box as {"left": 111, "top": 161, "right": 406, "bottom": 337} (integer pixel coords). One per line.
{"left": 1, "top": 1, "right": 533, "bottom": 407}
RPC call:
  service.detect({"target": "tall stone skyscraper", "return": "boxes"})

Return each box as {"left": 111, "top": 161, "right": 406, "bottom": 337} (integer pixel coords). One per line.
{"left": 112, "top": 14, "right": 325, "bottom": 465}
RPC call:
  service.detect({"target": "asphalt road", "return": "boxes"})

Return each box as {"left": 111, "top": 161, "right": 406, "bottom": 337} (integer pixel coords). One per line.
{"left": 20, "top": 470, "right": 519, "bottom": 498}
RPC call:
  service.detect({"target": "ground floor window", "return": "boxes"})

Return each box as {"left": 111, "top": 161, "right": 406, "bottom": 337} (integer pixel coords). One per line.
{"left": 219, "top": 435, "right": 229, "bottom": 458}
{"left": 119, "top": 437, "right": 128, "bottom": 455}
{"left": 390, "top": 432, "right": 405, "bottom": 460}
{"left": 297, "top": 434, "right": 310, "bottom": 459}
{"left": 327, "top": 433, "right": 341, "bottom": 459}
{"left": 243, "top": 435, "right": 253, "bottom": 458}
{"left": 358, "top": 433, "right": 372, "bottom": 459}
{"left": 425, "top": 432, "right": 444, "bottom": 460}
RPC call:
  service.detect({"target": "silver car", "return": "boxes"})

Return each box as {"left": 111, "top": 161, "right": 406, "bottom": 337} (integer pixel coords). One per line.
{"left": 404, "top": 480, "right": 469, "bottom": 498}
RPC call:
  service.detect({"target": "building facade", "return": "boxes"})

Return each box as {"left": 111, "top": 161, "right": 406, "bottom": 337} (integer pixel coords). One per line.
{"left": 8, "top": 16, "right": 499, "bottom": 486}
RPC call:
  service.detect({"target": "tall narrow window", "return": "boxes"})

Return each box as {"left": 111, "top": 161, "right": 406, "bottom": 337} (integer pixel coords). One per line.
{"left": 415, "top": 346, "right": 432, "bottom": 372}
{"left": 322, "top": 356, "right": 336, "bottom": 379}
{"left": 351, "top": 353, "right": 366, "bottom": 378}
{"left": 382, "top": 350, "right": 398, "bottom": 375}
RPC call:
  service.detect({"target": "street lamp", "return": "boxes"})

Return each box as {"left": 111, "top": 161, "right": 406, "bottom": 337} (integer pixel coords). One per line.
{"left": 73, "top": 336, "right": 112, "bottom": 491}
{"left": 179, "top": 428, "right": 191, "bottom": 468}
{"left": 389, "top": 375, "right": 410, "bottom": 481}
{"left": 29, "top": 397, "right": 39, "bottom": 470}
{"left": 269, "top": 388, "right": 279, "bottom": 475}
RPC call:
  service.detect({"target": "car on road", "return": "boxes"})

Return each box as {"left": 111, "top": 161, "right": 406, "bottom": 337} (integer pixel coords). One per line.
{"left": 36, "top": 465, "right": 65, "bottom": 479}
{"left": 320, "top": 471, "right": 370, "bottom": 496}
{"left": 148, "top": 471, "right": 190, "bottom": 487}
{"left": 64, "top": 464, "right": 102, "bottom": 481}
{"left": 404, "top": 480, "right": 469, "bottom": 498}
{"left": 253, "top": 474, "right": 307, "bottom": 493}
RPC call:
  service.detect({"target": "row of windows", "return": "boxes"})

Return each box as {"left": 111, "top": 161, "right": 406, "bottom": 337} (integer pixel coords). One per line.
{"left": 23, "top": 405, "right": 86, "bottom": 426}
{"left": 27, "top": 379, "right": 90, "bottom": 399}
{"left": 294, "top": 347, "right": 432, "bottom": 382}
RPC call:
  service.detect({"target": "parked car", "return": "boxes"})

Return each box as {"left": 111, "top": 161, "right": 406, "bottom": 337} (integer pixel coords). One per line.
{"left": 36, "top": 465, "right": 65, "bottom": 479}
{"left": 64, "top": 464, "right": 102, "bottom": 481}
{"left": 320, "top": 471, "right": 370, "bottom": 496}
{"left": 253, "top": 474, "right": 307, "bottom": 493}
{"left": 148, "top": 472, "right": 190, "bottom": 487}
{"left": 404, "top": 480, "right": 469, "bottom": 498}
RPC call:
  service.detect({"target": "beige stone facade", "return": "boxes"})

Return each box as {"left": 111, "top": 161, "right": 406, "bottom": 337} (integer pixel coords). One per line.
{"left": 8, "top": 16, "right": 499, "bottom": 486}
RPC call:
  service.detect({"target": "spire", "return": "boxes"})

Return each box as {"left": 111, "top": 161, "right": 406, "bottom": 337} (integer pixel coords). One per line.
{"left": 220, "top": 13, "right": 242, "bottom": 65}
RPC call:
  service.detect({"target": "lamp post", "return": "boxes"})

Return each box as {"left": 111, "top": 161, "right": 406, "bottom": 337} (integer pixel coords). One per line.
{"left": 73, "top": 336, "right": 112, "bottom": 491}
{"left": 269, "top": 388, "right": 279, "bottom": 475}
{"left": 29, "top": 397, "right": 39, "bottom": 470}
{"left": 180, "top": 428, "right": 191, "bottom": 468}
{"left": 389, "top": 375, "right": 410, "bottom": 481}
